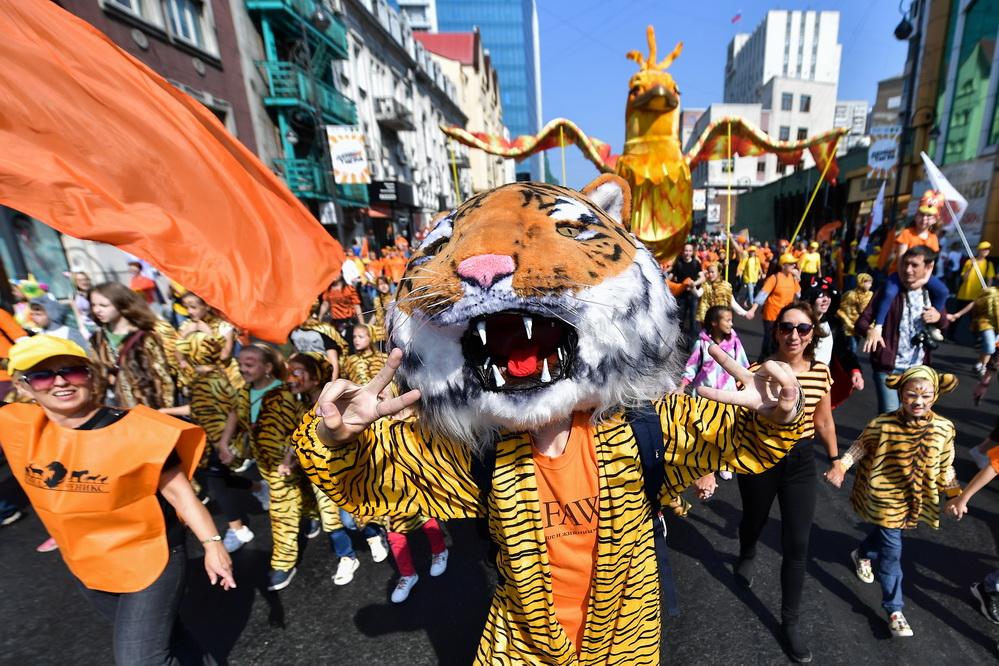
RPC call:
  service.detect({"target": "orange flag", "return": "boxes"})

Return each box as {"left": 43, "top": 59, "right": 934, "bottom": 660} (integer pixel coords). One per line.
{"left": 0, "top": 1, "right": 344, "bottom": 342}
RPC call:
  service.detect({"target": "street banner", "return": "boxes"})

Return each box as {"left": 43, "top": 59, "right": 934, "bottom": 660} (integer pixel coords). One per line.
{"left": 859, "top": 181, "right": 885, "bottom": 252}
{"left": 326, "top": 126, "right": 371, "bottom": 184}
{"left": 0, "top": 0, "right": 345, "bottom": 342}
{"left": 920, "top": 151, "right": 987, "bottom": 290}
{"left": 867, "top": 126, "right": 901, "bottom": 180}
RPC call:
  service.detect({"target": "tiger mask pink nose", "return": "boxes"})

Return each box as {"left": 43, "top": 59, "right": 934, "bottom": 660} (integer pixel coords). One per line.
{"left": 456, "top": 254, "right": 516, "bottom": 289}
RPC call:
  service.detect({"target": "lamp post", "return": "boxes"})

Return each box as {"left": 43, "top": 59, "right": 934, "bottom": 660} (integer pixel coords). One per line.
{"left": 887, "top": 3, "right": 921, "bottom": 230}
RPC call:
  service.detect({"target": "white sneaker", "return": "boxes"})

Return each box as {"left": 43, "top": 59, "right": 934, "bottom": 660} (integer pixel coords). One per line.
{"left": 252, "top": 481, "right": 270, "bottom": 511}
{"left": 719, "top": 470, "right": 733, "bottom": 481}
{"left": 233, "top": 458, "right": 253, "bottom": 473}
{"left": 888, "top": 611, "right": 913, "bottom": 637}
{"left": 851, "top": 549, "right": 874, "bottom": 584}
{"left": 391, "top": 574, "right": 419, "bottom": 603}
{"left": 975, "top": 362, "right": 987, "bottom": 377}
{"left": 430, "top": 549, "right": 449, "bottom": 577}
{"left": 333, "top": 556, "right": 360, "bottom": 585}
{"left": 222, "top": 526, "right": 254, "bottom": 553}
{"left": 367, "top": 535, "right": 388, "bottom": 563}
{"left": 971, "top": 445, "right": 991, "bottom": 470}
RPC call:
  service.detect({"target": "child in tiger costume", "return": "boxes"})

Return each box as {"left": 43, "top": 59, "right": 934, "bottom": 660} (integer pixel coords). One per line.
{"left": 824, "top": 365, "right": 960, "bottom": 638}
{"left": 296, "top": 175, "right": 807, "bottom": 664}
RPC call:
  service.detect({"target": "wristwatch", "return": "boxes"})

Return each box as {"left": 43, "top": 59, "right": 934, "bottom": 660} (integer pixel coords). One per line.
{"left": 201, "top": 535, "right": 222, "bottom": 545}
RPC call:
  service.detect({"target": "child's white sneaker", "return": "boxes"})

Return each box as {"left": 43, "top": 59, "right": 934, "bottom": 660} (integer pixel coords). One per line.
{"left": 333, "top": 556, "right": 360, "bottom": 585}
{"left": 391, "top": 574, "right": 419, "bottom": 603}
{"left": 888, "top": 611, "right": 913, "bottom": 637}
{"left": 367, "top": 535, "right": 388, "bottom": 562}
{"left": 851, "top": 549, "right": 874, "bottom": 584}
{"left": 430, "top": 549, "right": 449, "bottom": 577}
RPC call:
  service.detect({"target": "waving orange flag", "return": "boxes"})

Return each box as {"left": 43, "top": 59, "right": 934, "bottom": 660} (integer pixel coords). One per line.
{"left": 0, "top": 1, "right": 344, "bottom": 342}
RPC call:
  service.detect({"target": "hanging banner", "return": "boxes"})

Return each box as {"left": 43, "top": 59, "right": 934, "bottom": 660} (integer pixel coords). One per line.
{"left": 867, "top": 126, "right": 901, "bottom": 179}
{"left": 326, "top": 126, "right": 371, "bottom": 185}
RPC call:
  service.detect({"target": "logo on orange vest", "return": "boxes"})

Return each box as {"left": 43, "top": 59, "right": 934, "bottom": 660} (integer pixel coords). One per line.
{"left": 24, "top": 461, "right": 109, "bottom": 493}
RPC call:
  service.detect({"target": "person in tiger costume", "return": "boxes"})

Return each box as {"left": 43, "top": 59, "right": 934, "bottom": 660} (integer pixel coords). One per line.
{"left": 295, "top": 175, "right": 807, "bottom": 664}
{"left": 824, "top": 365, "right": 960, "bottom": 639}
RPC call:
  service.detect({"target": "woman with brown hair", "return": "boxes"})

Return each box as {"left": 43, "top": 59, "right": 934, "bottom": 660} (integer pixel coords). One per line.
{"left": 735, "top": 301, "right": 837, "bottom": 663}
{"left": 89, "top": 281, "right": 175, "bottom": 409}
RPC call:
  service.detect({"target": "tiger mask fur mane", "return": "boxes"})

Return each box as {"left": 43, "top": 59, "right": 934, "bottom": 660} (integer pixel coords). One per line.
{"left": 388, "top": 174, "right": 681, "bottom": 448}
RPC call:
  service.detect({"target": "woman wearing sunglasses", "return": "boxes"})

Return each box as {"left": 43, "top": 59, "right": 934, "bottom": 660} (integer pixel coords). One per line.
{"left": 0, "top": 334, "right": 235, "bottom": 663}
{"left": 734, "top": 302, "right": 837, "bottom": 664}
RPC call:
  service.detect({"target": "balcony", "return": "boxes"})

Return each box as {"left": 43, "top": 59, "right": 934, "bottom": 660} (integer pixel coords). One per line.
{"left": 245, "top": 0, "right": 348, "bottom": 58}
{"left": 336, "top": 183, "right": 369, "bottom": 208}
{"left": 274, "top": 157, "right": 331, "bottom": 200}
{"left": 375, "top": 96, "right": 416, "bottom": 131}
{"left": 258, "top": 60, "right": 356, "bottom": 125}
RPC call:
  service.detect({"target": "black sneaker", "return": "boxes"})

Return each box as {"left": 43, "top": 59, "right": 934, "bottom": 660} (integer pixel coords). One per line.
{"left": 305, "top": 519, "right": 321, "bottom": 539}
{"left": 735, "top": 557, "right": 755, "bottom": 588}
{"left": 972, "top": 582, "right": 999, "bottom": 624}
{"left": 781, "top": 622, "right": 813, "bottom": 663}
{"left": 267, "top": 568, "right": 297, "bottom": 592}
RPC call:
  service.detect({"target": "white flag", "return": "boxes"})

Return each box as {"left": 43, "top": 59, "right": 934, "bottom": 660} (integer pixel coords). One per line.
{"left": 858, "top": 181, "right": 886, "bottom": 253}
{"left": 920, "top": 151, "right": 985, "bottom": 289}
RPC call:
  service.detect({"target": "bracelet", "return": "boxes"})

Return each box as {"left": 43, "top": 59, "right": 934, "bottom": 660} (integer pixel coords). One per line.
{"left": 201, "top": 535, "right": 222, "bottom": 545}
{"left": 830, "top": 454, "right": 843, "bottom": 462}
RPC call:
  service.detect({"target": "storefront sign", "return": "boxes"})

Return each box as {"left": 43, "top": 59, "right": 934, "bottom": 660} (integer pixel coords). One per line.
{"left": 867, "top": 126, "right": 901, "bottom": 179}
{"left": 326, "top": 126, "right": 370, "bottom": 185}
{"left": 692, "top": 189, "right": 706, "bottom": 211}
{"left": 369, "top": 180, "right": 415, "bottom": 207}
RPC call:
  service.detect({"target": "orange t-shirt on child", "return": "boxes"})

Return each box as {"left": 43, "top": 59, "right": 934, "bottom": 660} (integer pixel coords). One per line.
{"left": 533, "top": 411, "right": 600, "bottom": 653}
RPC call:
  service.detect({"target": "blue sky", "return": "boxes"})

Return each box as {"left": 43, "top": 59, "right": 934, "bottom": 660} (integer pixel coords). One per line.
{"left": 535, "top": 1, "right": 910, "bottom": 188}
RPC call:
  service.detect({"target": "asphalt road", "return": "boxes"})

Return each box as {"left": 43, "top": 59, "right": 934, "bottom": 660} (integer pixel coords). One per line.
{"left": 2, "top": 320, "right": 998, "bottom": 665}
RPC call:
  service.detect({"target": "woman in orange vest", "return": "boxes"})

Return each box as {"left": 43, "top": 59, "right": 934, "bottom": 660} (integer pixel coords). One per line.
{"left": 0, "top": 334, "right": 235, "bottom": 663}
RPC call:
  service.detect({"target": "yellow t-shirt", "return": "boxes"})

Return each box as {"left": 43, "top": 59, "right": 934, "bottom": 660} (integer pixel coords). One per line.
{"left": 799, "top": 251, "right": 821, "bottom": 274}
{"left": 957, "top": 258, "right": 996, "bottom": 301}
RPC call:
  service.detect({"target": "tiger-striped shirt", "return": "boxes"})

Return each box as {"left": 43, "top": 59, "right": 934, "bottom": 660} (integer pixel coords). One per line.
{"left": 750, "top": 361, "right": 831, "bottom": 440}
{"left": 295, "top": 396, "right": 806, "bottom": 665}
{"left": 839, "top": 410, "right": 958, "bottom": 529}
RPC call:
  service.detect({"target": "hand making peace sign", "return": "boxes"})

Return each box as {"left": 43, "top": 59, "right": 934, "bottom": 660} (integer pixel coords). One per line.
{"left": 694, "top": 344, "right": 803, "bottom": 424}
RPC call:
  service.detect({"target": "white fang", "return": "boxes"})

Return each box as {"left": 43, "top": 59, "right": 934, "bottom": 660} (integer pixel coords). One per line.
{"left": 491, "top": 364, "right": 506, "bottom": 387}
{"left": 540, "top": 358, "right": 551, "bottom": 383}
{"left": 477, "top": 321, "right": 487, "bottom": 345}
{"left": 523, "top": 315, "right": 533, "bottom": 340}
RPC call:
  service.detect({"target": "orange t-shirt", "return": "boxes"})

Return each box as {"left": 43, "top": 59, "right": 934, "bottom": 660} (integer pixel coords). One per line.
{"left": 533, "top": 411, "right": 599, "bottom": 652}
{"left": 761, "top": 272, "right": 800, "bottom": 321}
{"left": 890, "top": 227, "right": 940, "bottom": 272}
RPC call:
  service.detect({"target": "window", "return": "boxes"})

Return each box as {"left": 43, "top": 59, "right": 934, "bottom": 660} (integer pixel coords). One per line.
{"left": 104, "top": 0, "right": 164, "bottom": 26}
{"left": 797, "top": 127, "right": 808, "bottom": 140}
{"left": 779, "top": 126, "right": 790, "bottom": 141}
{"left": 781, "top": 93, "right": 793, "bottom": 111}
{"left": 167, "top": 0, "right": 218, "bottom": 54}
{"left": 800, "top": 95, "right": 811, "bottom": 113}
{"left": 720, "top": 158, "right": 734, "bottom": 173}
{"left": 757, "top": 160, "right": 766, "bottom": 174}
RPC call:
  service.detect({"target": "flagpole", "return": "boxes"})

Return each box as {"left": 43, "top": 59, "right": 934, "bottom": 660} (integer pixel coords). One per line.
{"left": 725, "top": 120, "right": 732, "bottom": 281}
{"left": 950, "top": 210, "right": 988, "bottom": 291}
{"left": 789, "top": 135, "right": 842, "bottom": 246}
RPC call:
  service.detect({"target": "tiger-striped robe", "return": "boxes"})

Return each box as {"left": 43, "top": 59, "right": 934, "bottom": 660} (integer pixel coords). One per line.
{"left": 839, "top": 410, "right": 958, "bottom": 530}
{"left": 175, "top": 331, "right": 238, "bottom": 465}
{"left": 296, "top": 396, "right": 804, "bottom": 664}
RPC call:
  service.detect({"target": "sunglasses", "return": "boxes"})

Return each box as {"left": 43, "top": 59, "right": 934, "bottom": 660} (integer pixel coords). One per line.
{"left": 777, "top": 322, "right": 814, "bottom": 336}
{"left": 19, "top": 365, "right": 92, "bottom": 391}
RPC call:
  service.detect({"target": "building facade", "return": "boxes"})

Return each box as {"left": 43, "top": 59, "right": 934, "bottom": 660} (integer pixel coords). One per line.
{"left": 834, "top": 100, "right": 871, "bottom": 153}
{"left": 870, "top": 74, "right": 905, "bottom": 126}
{"left": 337, "top": 0, "right": 470, "bottom": 247}
{"left": 415, "top": 30, "right": 515, "bottom": 193}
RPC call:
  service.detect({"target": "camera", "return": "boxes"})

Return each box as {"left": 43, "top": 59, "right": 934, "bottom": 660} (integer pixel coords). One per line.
{"left": 911, "top": 329, "right": 940, "bottom": 351}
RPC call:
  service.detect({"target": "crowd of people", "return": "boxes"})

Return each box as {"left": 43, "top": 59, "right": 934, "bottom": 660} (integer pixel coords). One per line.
{"left": 2, "top": 185, "right": 999, "bottom": 663}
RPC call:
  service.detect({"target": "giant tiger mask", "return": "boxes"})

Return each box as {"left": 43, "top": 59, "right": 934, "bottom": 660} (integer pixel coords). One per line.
{"left": 388, "top": 174, "right": 681, "bottom": 446}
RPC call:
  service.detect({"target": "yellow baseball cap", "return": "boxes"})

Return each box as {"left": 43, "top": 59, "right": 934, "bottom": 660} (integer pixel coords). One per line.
{"left": 780, "top": 254, "right": 798, "bottom": 265}
{"left": 979, "top": 241, "right": 992, "bottom": 251}
{"left": 8, "top": 335, "right": 89, "bottom": 373}
{"left": 809, "top": 241, "right": 819, "bottom": 249}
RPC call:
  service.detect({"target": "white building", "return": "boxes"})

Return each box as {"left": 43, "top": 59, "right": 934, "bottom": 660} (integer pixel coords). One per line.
{"left": 834, "top": 100, "right": 871, "bottom": 154}
{"left": 338, "top": 0, "right": 471, "bottom": 244}
{"left": 394, "top": 0, "right": 436, "bottom": 31}
{"left": 723, "top": 10, "right": 842, "bottom": 181}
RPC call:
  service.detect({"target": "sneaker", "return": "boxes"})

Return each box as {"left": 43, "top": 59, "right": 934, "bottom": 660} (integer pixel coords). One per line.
{"left": 199, "top": 494, "right": 211, "bottom": 505}
{"left": 719, "top": 470, "right": 733, "bottom": 480}
{"left": 35, "top": 536, "right": 58, "bottom": 553}
{"left": 781, "top": 623, "right": 812, "bottom": 663}
{"left": 851, "top": 549, "right": 874, "bottom": 584}
{"left": 367, "top": 535, "right": 388, "bottom": 563}
{"left": 267, "top": 567, "right": 296, "bottom": 592}
{"left": 430, "top": 549, "right": 449, "bottom": 577}
{"left": 971, "top": 582, "right": 999, "bottom": 624}
{"left": 888, "top": 611, "right": 913, "bottom": 637}
{"left": 333, "top": 557, "right": 360, "bottom": 585}
{"left": 0, "top": 510, "right": 22, "bottom": 527}
{"left": 306, "top": 519, "right": 321, "bottom": 539}
{"left": 222, "top": 526, "right": 254, "bottom": 553}
{"left": 252, "top": 481, "right": 270, "bottom": 511}
{"left": 975, "top": 362, "right": 987, "bottom": 377}
{"left": 391, "top": 574, "right": 419, "bottom": 603}
{"left": 233, "top": 458, "right": 253, "bottom": 473}
{"left": 735, "top": 557, "right": 754, "bottom": 588}
{"left": 971, "top": 445, "right": 992, "bottom": 470}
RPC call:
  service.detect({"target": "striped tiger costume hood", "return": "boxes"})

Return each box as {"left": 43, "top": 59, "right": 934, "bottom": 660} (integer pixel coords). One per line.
{"left": 388, "top": 174, "right": 681, "bottom": 447}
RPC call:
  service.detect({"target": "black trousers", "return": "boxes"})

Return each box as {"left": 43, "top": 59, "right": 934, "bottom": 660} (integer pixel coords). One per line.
{"left": 196, "top": 450, "right": 252, "bottom": 523}
{"left": 737, "top": 440, "right": 816, "bottom": 624}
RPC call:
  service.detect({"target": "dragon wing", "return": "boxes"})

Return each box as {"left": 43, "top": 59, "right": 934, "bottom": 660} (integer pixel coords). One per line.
{"left": 684, "top": 117, "right": 849, "bottom": 183}
{"left": 441, "top": 118, "right": 618, "bottom": 173}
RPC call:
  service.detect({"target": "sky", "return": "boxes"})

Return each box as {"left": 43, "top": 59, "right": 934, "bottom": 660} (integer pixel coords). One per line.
{"left": 535, "top": 1, "right": 910, "bottom": 189}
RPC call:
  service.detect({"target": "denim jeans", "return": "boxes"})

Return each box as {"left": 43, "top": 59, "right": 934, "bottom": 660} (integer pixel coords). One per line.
{"left": 873, "top": 370, "right": 902, "bottom": 414}
{"left": 76, "top": 544, "right": 205, "bottom": 664}
{"left": 980, "top": 328, "right": 997, "bottom": 356}
{"left": 329, "top": 509, "right": 381, "bottom": 559}
{"left": 859, "top": 525, "right": 904, "bottom": 613}
{"left": 0, "top": 496, "right": 19, "bottom": 521}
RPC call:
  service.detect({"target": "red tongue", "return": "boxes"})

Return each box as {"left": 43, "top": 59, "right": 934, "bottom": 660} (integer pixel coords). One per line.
{"left": 507, "top": 344, "right": 540, "bottom": 377}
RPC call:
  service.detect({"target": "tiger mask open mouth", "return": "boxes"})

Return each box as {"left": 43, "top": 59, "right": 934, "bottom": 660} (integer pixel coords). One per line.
{"left": 387, "top": 174, "right": 681, "bottom": 447}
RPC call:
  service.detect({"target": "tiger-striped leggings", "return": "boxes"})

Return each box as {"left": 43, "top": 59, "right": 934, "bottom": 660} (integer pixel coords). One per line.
{"left": 256, "top": 452, "right": 303, "bottom": 572}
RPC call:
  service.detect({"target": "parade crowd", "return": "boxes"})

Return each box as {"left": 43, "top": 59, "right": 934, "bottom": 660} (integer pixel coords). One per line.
{"left": 2, "top": 189, "right": 999, "bottom": 664}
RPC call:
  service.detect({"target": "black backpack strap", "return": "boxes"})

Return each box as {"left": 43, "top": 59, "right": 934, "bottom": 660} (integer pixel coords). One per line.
{"left": 470, "top": 442, "right": 502, "bottom": 586}
{"left": 627, "top": 403, "right": 666, "bottom": 513}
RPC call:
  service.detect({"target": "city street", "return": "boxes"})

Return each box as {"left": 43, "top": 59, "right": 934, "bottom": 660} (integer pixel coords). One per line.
{"left": 2, "top": 319, "right": 998, "bottom": 665}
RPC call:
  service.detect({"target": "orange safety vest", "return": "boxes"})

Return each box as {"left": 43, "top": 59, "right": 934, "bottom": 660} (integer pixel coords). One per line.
{"left": 0, "top": 404, "right": 204, "bottom": 592}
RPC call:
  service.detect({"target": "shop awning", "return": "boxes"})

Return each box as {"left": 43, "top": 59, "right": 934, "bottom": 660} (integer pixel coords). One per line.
{"left": 367, "top": 205, "right": 391, "bottom": 219}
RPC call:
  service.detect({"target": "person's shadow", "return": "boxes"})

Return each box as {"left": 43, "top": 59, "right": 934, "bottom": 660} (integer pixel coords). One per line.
{"left": 353, "top": 519, "right": 494, "bottom": 665}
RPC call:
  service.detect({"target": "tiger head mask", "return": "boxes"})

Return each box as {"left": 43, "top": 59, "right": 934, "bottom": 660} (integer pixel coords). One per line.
{"left": 389, "top": 174, "right": 681, "bottom": 447}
